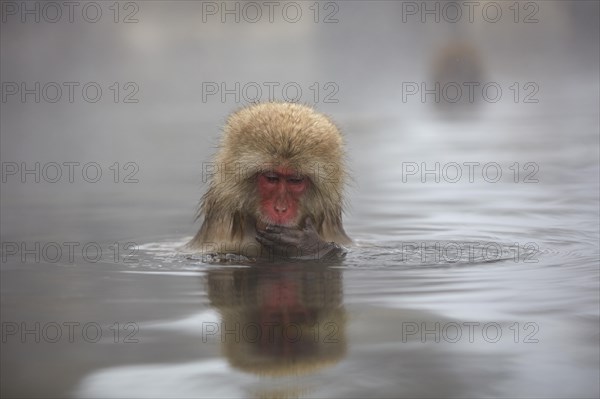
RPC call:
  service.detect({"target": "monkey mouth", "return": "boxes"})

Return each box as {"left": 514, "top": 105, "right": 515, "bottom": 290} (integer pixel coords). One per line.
{"left": 256, "top": 217, "right": 297, "bottom": 230}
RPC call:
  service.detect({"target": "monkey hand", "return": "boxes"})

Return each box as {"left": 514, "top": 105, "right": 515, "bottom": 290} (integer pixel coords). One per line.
{"left": 256, "top": 217, "right": 346, "bottom": 260}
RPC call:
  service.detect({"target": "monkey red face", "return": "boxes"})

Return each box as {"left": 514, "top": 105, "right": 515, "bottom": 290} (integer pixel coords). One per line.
{"left": 257, "top": 167, "right": 308, "bottom": 227}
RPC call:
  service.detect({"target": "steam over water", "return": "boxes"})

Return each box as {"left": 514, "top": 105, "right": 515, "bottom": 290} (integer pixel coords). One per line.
{"left": 1, "top": 2, "right": 599, "bottom": 398}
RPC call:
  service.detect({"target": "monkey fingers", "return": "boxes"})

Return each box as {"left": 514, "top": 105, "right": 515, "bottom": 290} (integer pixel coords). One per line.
{"left": 256, "top": 232, "right": 304, "bottom": 258}
{"left": 255, "top": 227, "right": 285, "bottom": 248}
{"left": 264, "top": 225, "right": 302, "bottom": 237}
{"left": 255, "top": 233, "right": 278, "bottom": 248}
{"left": 257, "top": 228, "right": 302, "bottom": 247}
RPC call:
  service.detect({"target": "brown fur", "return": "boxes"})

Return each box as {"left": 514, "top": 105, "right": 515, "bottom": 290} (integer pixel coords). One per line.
{"left": 188, "top": 102, "right": 351, "bottom": 256}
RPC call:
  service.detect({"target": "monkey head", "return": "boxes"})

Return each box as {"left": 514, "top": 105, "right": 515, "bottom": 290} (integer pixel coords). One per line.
{"left": 191, "top": 102, "right": 351, "bottom": 259}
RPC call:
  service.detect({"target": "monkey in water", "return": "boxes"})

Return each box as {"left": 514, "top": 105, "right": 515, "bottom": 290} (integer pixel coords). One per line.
{"left": 188, "top": 102, "right": 351, "bottom": 260}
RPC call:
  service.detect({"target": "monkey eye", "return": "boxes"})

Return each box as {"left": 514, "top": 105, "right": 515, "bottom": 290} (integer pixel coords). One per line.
{"left": 263, "top": 173, "right": 280, "bottom": 183}
{"left": 287, "top": 177, "right": 304, "bottom": 185}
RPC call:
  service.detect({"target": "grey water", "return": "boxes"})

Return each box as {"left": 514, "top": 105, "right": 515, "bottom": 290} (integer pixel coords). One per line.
{"left": 1, "top": 2, "right": 599, "bottom": 398}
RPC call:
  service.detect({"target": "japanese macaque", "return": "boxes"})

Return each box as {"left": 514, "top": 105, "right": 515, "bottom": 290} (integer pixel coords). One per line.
{"left": 432, "top": 41, "right": 485, "bottom": 113}
{"left": 188, "top": 102, "right": 351, "bottom": 260}
{"left": 433, "top": 41, "right": 483, "bottom": 87}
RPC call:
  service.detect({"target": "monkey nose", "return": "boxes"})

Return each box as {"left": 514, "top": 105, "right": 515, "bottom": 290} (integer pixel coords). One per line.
{"left": 274, "top": 204, "right": 288, "bottom": 214}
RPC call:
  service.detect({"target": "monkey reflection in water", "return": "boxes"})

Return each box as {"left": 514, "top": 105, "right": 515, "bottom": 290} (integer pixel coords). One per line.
{"left": 187, "top": 102, "right": 351, "bottom": 261}
{"left": 206, "top": 265, "right": 346, "bottom": 375}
